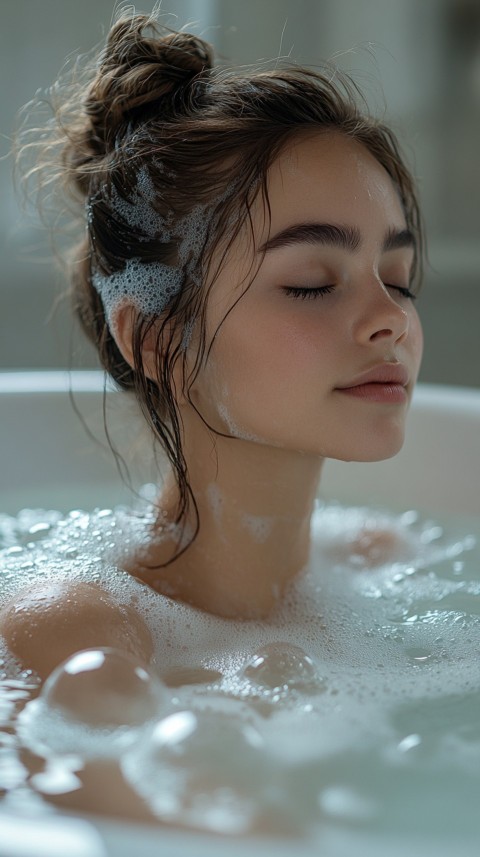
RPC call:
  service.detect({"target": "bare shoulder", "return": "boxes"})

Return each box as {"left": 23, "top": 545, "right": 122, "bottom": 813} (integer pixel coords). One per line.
{"left": 0, "top": 578, "right": 154, "bottom": 681}
{"left": 347, "top": 527, "right": 411, "bottom": 567}
{"left": 324, "top": 524, "right": 416, "bottom": 569}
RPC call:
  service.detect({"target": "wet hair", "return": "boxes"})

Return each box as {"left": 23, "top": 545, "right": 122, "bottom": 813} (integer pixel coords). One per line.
{"left": 18, "top": 10, "right": 423, "bottom": 561}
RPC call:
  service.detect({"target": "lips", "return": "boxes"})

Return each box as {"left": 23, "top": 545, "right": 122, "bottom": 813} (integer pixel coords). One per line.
{"left": 335, "top": 363, "right": 410, "bottom": 404}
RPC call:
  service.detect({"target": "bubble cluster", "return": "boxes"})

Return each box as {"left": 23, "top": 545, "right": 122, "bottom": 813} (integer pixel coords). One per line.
{"left": 109, "top": 166, "right": 170, "bottom": 239}
{"left": 0, "top": 497, "right": 479, "bottom": 844}
{"left": 92, "top": 258, "right": 183, "bottom": 330}
{"left": 90, "top": 167, "right": 240, "bottom": 329}
{"left": 91, "top": 163, "right": 207, "bottom": 327}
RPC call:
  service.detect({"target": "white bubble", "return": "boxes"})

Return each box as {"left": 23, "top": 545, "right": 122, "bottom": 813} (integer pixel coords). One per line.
{"left": 241, "top": 642, "right": 326, "bottom": 695}
{"left": 318, "top": 786, "right": 377, "bottom": 822}
{"left": 17, "top": 647, "right": 167, "bottom": 759}
{"left": 397, "top": 733, "right": 422, "bottom": 753}
{"left": 122, "top": 709, "right": 286, "bottom": 834}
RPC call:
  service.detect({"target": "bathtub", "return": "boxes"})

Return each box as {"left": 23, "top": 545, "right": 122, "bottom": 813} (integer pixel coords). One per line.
{"left": 0, "top": 371, "right": 479, "bottom": 857}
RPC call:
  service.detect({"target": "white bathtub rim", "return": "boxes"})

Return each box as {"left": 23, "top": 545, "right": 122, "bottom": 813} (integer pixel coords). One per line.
{"left": 1, "top": 373, "right": 480, "bottom": 517}
{"left": 0, "top": 369, "right": 479, "bottom": 404}
{"left": 0, "top": 369, "right": 114, "bottom": 394}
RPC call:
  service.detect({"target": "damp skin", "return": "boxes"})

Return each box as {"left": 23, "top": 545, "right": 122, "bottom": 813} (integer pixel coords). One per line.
{"left": 114, "top": 131, "right": 423, "bottom": 619}
{"left": 0, "top": 134, "right": 424, "bottom": 680}
{"left": 0, "top": 132, "right": 426, "bottom": 683}
{"left": 0, "top": 579, "right": 154, "bottom": 681}
{"left": 187, "top": 132, "right": 423, "bottom": 464}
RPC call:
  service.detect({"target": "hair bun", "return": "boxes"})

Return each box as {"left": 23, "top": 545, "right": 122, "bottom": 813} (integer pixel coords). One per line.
{"left": 84, "top": 15, "right": 213, "bottom": 154}
{"left": 159, "top": 31, "right": 213, "bottom": 76}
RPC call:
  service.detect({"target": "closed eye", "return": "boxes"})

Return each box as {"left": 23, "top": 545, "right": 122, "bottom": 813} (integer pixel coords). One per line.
{"left": 283, "top": 285, "right": 336, "bottom": 300}
{"left": 385, "top": 284, "right": 417, "bottom": 300}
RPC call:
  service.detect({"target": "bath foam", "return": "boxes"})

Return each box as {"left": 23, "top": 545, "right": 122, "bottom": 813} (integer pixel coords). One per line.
{"left": 0, "top": 501, "right": 477, "bottom": 683}
{"left": 109, "top": 167, "right": 171, "bottom": 240}
{"left": 90, "top": 201, "right": 210, "bottom": 329}
{"left": 216, "top": 401, "right": 263, "bottom": 442}
{"left": 92, "top": 259, "right": 184, "bottom": 330}
{"left": 205, "top": 483, "right": 228, "bottom": 545}
{"left": 90, "top": 168, "right": 241, "bottom": 330}
{"left": 120, "top": 709, "right": 286, "bottom": 835}
{"left": 0, "top": 498, "right": 479, "bottom": 838}
{"left": 241, "top": 512, "right": 274, "bottom": 543}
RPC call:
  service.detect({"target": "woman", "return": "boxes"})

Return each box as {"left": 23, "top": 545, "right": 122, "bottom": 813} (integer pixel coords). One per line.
{"left": 1, "top": 11, "right": 423, "bottom": 679}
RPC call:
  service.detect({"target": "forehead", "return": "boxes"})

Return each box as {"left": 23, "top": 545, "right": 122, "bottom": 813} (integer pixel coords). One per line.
{"left": 262, "top": 131, "right": 406, "bottom": 235}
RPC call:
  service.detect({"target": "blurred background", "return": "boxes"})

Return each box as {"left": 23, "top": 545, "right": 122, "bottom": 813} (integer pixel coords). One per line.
{"left": 0, "top": 0, "right": 479, "bottom": 387}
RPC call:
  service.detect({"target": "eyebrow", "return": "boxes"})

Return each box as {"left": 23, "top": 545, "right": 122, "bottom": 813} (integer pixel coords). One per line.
{"left": 258, "top": 222, "right": 415, "bottom": 255}
{"left": 382, "top": 226, "right": 416, "bottom": 253}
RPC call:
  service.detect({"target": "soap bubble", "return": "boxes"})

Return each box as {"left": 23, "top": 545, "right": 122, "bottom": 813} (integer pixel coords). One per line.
{"left": 241, "top": 642, "right": 325, "bottom": 695}
{"left": 17, "top": 647, "right": 167, "bottom": 759}
{"left": 122, "top": 709, "right": 289, "bottom": 834}
{"left": 318, "top": 786, "right": 378, "bottom": 823}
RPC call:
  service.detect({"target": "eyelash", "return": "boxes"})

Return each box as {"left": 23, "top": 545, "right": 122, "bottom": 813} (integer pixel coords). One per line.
{"left": 390, "top": 286, "right": 417, "bottom": 300}
{"left": 283, "top": 284, "right": 416, "bottom": 301}
{"left": 283, "top": 285, "right": 335, "bottom": 300}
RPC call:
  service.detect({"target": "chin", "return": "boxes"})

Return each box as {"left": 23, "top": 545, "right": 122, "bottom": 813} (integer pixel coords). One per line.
{"left": 349, "top": 446, "right": 404, "bottom": 464}
{"left": 325, "top": 420, "right": 408, "bottom": 463}
{"left": 343, "top": 434, "right": 406, "bottom": 463}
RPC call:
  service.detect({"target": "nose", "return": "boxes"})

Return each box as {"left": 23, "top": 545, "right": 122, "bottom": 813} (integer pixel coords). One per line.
{"left": 352, "top": 277, "right": 409, "bottom": 346}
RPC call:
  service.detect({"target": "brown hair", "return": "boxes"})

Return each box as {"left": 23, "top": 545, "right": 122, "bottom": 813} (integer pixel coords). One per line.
{"left": 18, "top": 10, "right": 423, "bottom": 560}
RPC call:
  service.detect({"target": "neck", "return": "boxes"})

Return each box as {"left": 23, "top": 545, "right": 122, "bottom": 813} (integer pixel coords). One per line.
{"left": 134, "top": 408, "right": 324, "bottom": 619}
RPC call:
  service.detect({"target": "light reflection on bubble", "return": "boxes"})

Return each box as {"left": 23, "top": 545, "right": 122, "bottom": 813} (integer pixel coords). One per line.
{"left": 318, "top": 786, "right": 378, "bottom": 822}
{"left": 122, "top": 709, "right": 290, "bottom": 834}
{"left": 17, "top": 647, "right": 166, "bottom": 759}
{"left": 241, "top": 642, "right": 326, "bottom": 695}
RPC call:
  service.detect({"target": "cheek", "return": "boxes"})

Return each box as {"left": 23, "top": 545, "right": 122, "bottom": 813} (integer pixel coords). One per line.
{"left": 222, "top": 305, "right": 322, "bottom": 387}
{"left": 208, "top": 302, "right": 335, "bottom": 435}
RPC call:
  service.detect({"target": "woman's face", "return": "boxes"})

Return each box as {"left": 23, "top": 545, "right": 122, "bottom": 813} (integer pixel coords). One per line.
{"left": 188, "top": 132, "right": 423, "bottom": 462}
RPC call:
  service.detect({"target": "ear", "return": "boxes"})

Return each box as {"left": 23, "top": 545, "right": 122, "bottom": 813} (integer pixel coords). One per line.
{"left": 112, "top": 303, "right": 156, "bottom": 380}
{"left": 112, "top": 303, "right": 187, "bottom": 403}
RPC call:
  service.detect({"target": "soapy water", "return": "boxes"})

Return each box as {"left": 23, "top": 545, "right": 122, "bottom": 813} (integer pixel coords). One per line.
{"left": 0, "top": 492, "right": 479, "bottom": 841}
